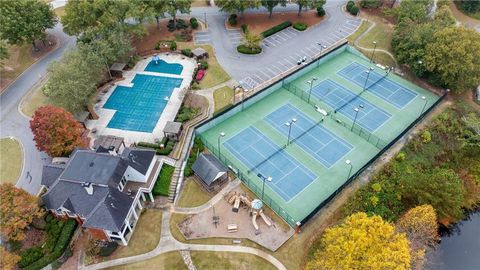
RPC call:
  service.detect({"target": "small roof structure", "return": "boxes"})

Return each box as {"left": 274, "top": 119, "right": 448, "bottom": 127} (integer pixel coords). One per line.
{"left": 164, "top": 121, "right": 182, "bottom": 135}
{"left": 93, "top": 135, "right": 124, "bottom": 152}
{"left": 192, "top": 153, "right": 227, "bottom": 186}
{"left": 192, "top": 47, "right": 208, "bottom": 58}
{"left": 251, "top": 199, "right": 263, "bottom": 210}
{"left": 109, "top": 63, "right": 126, "bottom": 72}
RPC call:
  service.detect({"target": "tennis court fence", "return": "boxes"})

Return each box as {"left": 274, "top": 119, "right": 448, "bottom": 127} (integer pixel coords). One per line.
{"left": 283, "top": 82, "right": 388, "bottom": 149}
{"left": 198, "top": 136, "right": 298, "bottom": 227}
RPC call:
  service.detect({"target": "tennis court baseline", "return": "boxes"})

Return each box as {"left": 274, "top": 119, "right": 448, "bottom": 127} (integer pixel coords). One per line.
{"left": 223, "top": 127, "right": 316, "bottom": 202}
{"left": 338, "top": 62, "right": 417, "bottom": 109}
{"left": 311, "top": 79, "right": 392, "bottom": 132}
{"left": 264, "top": 104, "right": 353, "bottom": 168}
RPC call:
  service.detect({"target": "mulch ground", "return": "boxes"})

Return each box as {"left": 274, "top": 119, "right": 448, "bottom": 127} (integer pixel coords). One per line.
{"left": 227, "top": 11, "right": 325, "bottom": 35}
{"left": 20, "top": 227, "right": 46, "bottom": 251}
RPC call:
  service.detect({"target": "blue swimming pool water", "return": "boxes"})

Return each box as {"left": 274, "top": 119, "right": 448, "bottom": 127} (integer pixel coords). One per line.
{"left": 104, "top": 74, "right": 182, "bottom": 132}
{"left": 144, "top": 59, "right": 183, "bottom": 75}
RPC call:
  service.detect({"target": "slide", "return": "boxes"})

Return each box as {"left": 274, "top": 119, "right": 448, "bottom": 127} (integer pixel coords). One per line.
{"left": 259, "top": 211, "right": 272, "bottom": 227}
{"left": 252, "top": 212, "right": 259, "bottom": 230}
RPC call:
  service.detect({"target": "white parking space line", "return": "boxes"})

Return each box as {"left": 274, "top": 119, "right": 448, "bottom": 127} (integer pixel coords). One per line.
{"left": 264, "top": 68, "right": 277, "bottom": 77}
{"left": 251, "top": 74, "right": 265, "bottom": 84}
{"left": 325, "top": 36, "right": 337, "bottom": 43}
{"left": 270, "top": 64, "right": 283, "bottom": 73}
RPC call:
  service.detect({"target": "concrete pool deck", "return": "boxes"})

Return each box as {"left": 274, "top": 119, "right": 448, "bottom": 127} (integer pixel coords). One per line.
{"left": 86, "top": 54, "right": 196, "bottom": 145}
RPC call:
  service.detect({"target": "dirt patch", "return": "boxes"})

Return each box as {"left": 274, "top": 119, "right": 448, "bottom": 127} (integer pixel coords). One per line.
{"left": 176, "top": 186, "right": 294, "bottom": 251}
{"left": 227, "top": 11, "right": 325, "bottom": 35}
{"left": 133, "top": 18, "right": 201, "bottom": 55}
{"left": 0, "top": 34, "right": 57, "bottom": 92}
{"left": 20, "top": 227, "right": 46, "bottom": 251}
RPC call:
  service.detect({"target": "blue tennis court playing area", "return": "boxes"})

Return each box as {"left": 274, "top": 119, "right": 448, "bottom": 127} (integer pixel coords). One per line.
{"left": 104, "top": 74, "right": 182, "bottom": 132}
{"left": 144, "top": 59, "right": 183, "bottom": 75}
{"left": 311, "top": 79, "right": 392, "bottom": 132}
{"left": 265, "top": 104, "right": 353, "bottom": 168}
{"left": 223, "top": 127, "right": 316, "bottom": 201}
{"left": 338, "top": 62, "right": 417, "bottom": 109}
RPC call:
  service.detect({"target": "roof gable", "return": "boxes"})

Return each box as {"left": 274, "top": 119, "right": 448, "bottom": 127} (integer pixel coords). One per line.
{"left": 192, "top": 153, "right": 227, "bottom": 185}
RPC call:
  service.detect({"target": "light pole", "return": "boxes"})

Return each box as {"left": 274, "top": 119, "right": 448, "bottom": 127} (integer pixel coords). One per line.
{"left": 370, "top": 41, "right": 377, "bottom": 63}
{"left": 257, "top": 173, "right": 273, "bottom": 200}
{"left": 420, "top": 96, "right": 428, "bottom": 115}
{"left": 345, "top": 160, "right": 353, "bottom": 180}
{"left": 285, "top": 118, "right": 297, "bottom": 145}
{"left": 351, "top": 107, "right": 360, "bottom": 131}
{"left": 306, "top": 77, "right": 317, "bottom": 103}
{"left": 241, "top": 88, "right": 248, "bottom": 111}
{"left": 317, "top": 43, "right": 327, "bottom": 55}
{"left": 218, "top": 132, "right": 225, "bottom": 158}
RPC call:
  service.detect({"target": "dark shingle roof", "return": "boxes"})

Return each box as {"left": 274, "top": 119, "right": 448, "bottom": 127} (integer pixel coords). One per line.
{"left": 121, "top": 148, "right": 156, "bottom": 175}
{"left": 192, "top": 153, "right": 227, "bottom": 186}
{"left": 41, "top": 165, "right": 65, "bottom": 188}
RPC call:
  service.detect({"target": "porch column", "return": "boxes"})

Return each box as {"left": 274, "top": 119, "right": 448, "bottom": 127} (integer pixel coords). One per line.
{"left": 141, "top": 192, "right": 146, "bottom": 201}
{"left": 119, "top": 232, "right": 127, "bottom": 246}
{"left": 137, "top": 199, "right": 143, "bottom": 210}
{"left": 148, "top": 192, "right": 154, "bottom": 202}
{"left": 131, "top": 207, "right": 138, "bottom": 220}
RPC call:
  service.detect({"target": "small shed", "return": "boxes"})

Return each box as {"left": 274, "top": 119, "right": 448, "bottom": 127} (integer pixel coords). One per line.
{"left": 164, "top": 121, "right": 182, "bottom": 141}
{"left": 192, "top": 47, "right": 209, "bottom": 59}
{"left": 93, "top": 135, "right": 125, "bottom": 154}
{"left": 192, "top": 153, "right": 228, "bottom": 192}
{"left": 109, "top": 63, "right": 127, "bottom": 77}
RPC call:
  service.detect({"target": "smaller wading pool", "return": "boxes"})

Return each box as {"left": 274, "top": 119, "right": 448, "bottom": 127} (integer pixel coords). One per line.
{"left": 144, "top": 59, "right": 183, "bottom": 75}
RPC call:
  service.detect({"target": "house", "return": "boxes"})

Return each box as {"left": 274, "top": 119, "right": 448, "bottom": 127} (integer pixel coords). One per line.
{"left": 41, "top": 146, "right": 160, "bottom": 245}
{"left": 191, "top": 153, "right": 228, "bottom": 192}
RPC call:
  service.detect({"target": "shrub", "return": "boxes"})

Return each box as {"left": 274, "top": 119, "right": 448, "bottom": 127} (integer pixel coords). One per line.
{"left": 176, "top": 19, "right": 189, "bottom": 30}
{"left": 98, "top": 242, "right": 118, "bottom": 257}
{"left": 396, "top": 152, "right": 406, "bottom": 162}
{"left": 237, "top": 44, "right": 262, "bottom": 54}
{"left": 157, "top": 141, "right": 175, "bottom": 155}
{"left": 152, "top": 165, "right": 175, "bottom": 196}
{"left": 261, "top": 21, "right": 292, "bottom": 38}
{"left": 190, "top": 17, "right": 199, "bottom": 29}
{"left": 199, "top": 60, "right": 208, "bottom": 70}
{"left": 184, "top": 137, "right": 204, "bottom": 177}
{"left": 293, "top": 22, "right": 308, "bottom": 31}
{"left": 349, "top": 5, "right": 360, "bottom": 15}
{"left": 421, "top": 130, "right": 432, "bottom": 143}
{"left": 228, "top": 14, "right": 237, "bottom": 25}
{"left": 346, "top": 1, "right": 355, "bottom": 11}
{"left": 360, "top": 0, "right": 382, "bottom": 8}
{"left": 241, "top": 24, "right": 248, "bottom": 33}
{"left": 181, "top": 48, "right": 193, "bottom": 57}
{"left": 45, "top": 213, "right": 54, "bottom": 223}
{"left": 170, "top": 40, "right": 177, "bottom": 51}
{"left": 127, "top": 55, "right": 140, "bottom": 68}
{"left": 317, "top": 7, "right": 326, "bottom": 16}
{"left": 176, "top": 106, "right": 198, "bottom": 122}
{"left": 191, "top": 82, "right": 200, "bottom": 90}
{"left": 18, "top": 247, "right": 44, "bottom": 268}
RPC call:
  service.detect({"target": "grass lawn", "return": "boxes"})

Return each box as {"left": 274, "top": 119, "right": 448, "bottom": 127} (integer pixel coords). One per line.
{"left": 213, "top": 86, "right": 234, "bottom": 112}
{"left": 176, "top": 177, "right": 213, "bottom": 207}
{"left": 192, "top": 0, "right": 209, "bottom": 7}
{"left": 153, "top": 164, "right": 175, "bottom": 196}
{"left": 21, "top": 79, "right": 50, "bottom": 117}
{"left": 347, "top": 20, "right": 372, "bottom": 43}
{"left": 0, "top": 138, "right": 23, "bottom": 184}
{"left": 109, "top": 210, "right": 162, "bottom": 260}
{"left": 1, "top": 44, "right": 36, "bottom": 91}
{"left": 54, "top": 6, "right": 65, "bottom": 18}
{"left": 190, "top": 251, "right": 277, "bottom": 270}
{"left": 357, "top": 19, "right": 393, "bottom": 52}
{"left": 178, "top": 43, "right": 231, "bottom": 89}
{"left": 106, "top": 251, "right": 186, "bottom": 270}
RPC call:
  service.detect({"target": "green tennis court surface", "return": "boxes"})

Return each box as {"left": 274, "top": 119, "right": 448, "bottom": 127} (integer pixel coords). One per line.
{"left": 197, "top": 45, "right": 441, "bottom": 226}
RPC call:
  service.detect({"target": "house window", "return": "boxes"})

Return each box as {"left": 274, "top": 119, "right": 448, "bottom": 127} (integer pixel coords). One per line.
{"left": 118, "top": 176, "right": 128, "bottom": 191}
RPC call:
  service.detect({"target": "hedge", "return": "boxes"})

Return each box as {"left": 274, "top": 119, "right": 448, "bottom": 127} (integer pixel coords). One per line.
{"left": 184, "top": 137, "right": 204, "bottom": 177}
{"left": 261, "top": 21, "right": 292, "bottom": 38}
{"left": 181, "top": 48, "right": 193, "bottom": 57}
{"left": 293, "top": 22, "right": 308, "bottom": 31}
{"left": 228, "top": 14, "right": 237, "bottom": 25}
{"left": 346, "top": 0, "right": 355, "bottom": 11}
{"left": 349, "top": 5, "right": 360, "bottom": 15}
{"left": 23, "top": 219, "right": 77, "bottom": 270}
{"left": 237, "top": 44, "right": 262, "bottom": 54}
{"left": 137, "top": 138, "right": 174, "bottom": 156}
{"left": 18, "top": 247, "right": 44, "bottom": 268}
{"left": 190, "top": 17, "right": 199, "bottom": 29}
{"left": 98, "top": 242, "right": 118, "bottom": 257}
{"left": 152, "top": 164, "right": 175, "bottom": 196}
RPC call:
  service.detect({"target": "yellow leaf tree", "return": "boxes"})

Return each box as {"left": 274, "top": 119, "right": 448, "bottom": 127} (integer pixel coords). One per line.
{"left": 306, "top": 212, "right": 411, "bottom": 270}
{"left": 0, "top": 183, "right": 44, "bottom": 241}
{"left": 0, "top": 247, "right": 20, "bottom": 270}
{"left": 396, "top": 205, "right": 439, "bottom": 270}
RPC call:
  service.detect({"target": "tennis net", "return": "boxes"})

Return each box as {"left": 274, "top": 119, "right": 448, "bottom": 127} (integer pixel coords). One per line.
{"left": 248, "top": 144, "right": 287, "bottom": 174}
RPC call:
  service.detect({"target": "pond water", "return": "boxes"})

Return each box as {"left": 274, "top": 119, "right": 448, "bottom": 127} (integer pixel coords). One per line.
{"left": 427, "top": 211, "right": 480, "bottom": 270}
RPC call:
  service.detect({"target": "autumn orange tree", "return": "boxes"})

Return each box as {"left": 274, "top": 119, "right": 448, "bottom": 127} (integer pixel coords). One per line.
{"left": 306, "top": 212, "right": 411, "bottom": 270}
{"left": 396, "top": 205, "right": 439, "bottom": 270}
{"left": 0, "top": 246, "right": 20, "bottom": 270}
{"left": 0, "top": 183, "right": 44, "bottom": 241}
{"left": 30, "top": 105, "right": 88, "bottom": 157}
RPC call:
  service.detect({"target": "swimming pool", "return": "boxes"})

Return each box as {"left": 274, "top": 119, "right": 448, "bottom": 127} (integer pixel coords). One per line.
{"left": 103, "top": 74, "right": 182, "bottom": 132}
{"left": 144, "top": 59, "right": 183, "bottom": 75}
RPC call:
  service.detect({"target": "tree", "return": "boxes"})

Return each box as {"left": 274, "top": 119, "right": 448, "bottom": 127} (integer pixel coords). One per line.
{"left": 165, "top": 0, "right": 192, "bottom": 29}
{"left": 43, "top": 49, "right": 103, "bottom": 113}
{"left": 456, "top": 0, "right": 480, "bottom": 13}
{"left": 0, "top": 0, "right": 56, "bottom": 50}
{"left": 424, "top": 27, "right": 480, "bottom": 93}
{"left": 0, "top": 40, "right": 8, "bottom": 66}
{"left": 30, "top": 105, "right": 89, "bottom": 157}
{"left": 148, "top": 0, "right": 167, "bottom": 30}
{"left": 295, "top": 0, "right": 326, "bottom": 16}
{"left": 216, "top": 0, "right": 260, "bottom": 17}
{"left": 261, "top": 0, "right": 287, "bottom": 18}
{"left": 396, "top": 205, "right": 439, "bottom": 269}
{"left": 433, "top": 5, "right": 456, "bottom": 27}
{"left": 306, "top": 212, "right": 411, "bottom": 270}
{"left": 242, "top": 31, "right": 262, "bottom": 49}
{"left": 0, "top": 247, "right": 20, "bottom": 270}
{"left": 0, "top": 184, "right": 44, "bottom": 241}
{"left": 360, "top": 0, "right": 382, "bottom": 9}
{"left": 394, "top": 0, "right": 433, "bottom": 24}
{"left": 61, "top": 0, "right": 100, "bottom": 36}
{"left": 400, "top": 168, "right": 466, "bottom": 220}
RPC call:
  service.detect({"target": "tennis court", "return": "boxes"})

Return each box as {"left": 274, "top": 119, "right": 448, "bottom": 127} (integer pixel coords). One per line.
{"left": 338, "top": 62, "right": 418, "bottom": 109}
{"left": 265, "top": 104, "right": 353, "bottom": 168}
{"left": 224, "top": 127, "right": 316, "bottom": 202}
{"left": 311, "top": 79, "right": 392, "bottom": 132}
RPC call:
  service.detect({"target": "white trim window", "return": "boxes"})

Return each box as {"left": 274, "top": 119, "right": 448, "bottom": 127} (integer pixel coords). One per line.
{"left": 118, "top": 176, "right": 128, "bottom": 191}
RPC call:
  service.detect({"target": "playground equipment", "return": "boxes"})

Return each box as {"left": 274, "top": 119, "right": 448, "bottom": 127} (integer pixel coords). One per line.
{"left": 227, "top": 192, "right": 272, "bottom": 231}
{"left": 152, "top": 54, "right": 160, "bottom": 64}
